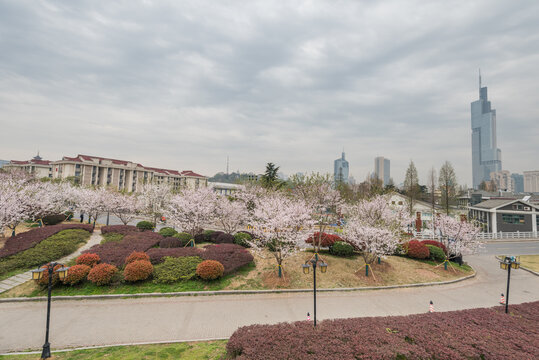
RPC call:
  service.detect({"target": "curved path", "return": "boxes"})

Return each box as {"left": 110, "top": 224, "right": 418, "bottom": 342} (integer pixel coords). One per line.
{"left": 0, "top": 243, "right": 538, "bottom": 353}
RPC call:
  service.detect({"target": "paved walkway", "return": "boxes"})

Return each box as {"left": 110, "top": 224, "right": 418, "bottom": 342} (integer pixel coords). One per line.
{"left": 0, "top": 230, "right": 102, "bottom": 294}
{"left": 0, "top": 252, "right": 538, "bottom": 353}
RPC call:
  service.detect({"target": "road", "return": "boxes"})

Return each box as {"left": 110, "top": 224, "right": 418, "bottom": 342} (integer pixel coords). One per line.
{"left": 0, "top": 243, "right": 538, "bottom": 353}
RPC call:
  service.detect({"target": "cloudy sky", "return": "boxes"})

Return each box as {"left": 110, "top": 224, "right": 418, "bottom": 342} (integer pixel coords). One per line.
{"left": 1, "top": 0, "right": 538, "bottom": 185}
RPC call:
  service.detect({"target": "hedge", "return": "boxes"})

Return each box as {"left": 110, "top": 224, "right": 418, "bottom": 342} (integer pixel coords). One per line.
{"left": 136, "top": 221, "right": 154, "bottom": 231}
{"left": 35, "top": 263, "right": 63, "bottom": 287}
{"left": 123, "top": 260, "right": 153, "bottom": 282}
{"left": 62, "top": 264, "right": 91, "bottom": 286}
{"left": 305, "top": 232, "right": 342, "bottom": 248}
{"left": 173, "top": 232, "right": 193, "bottom": 246}
{"left": 196, "top": 260, "right": 224, "bottom": 280}
{"left": 76, "top": 253, "right": 100, "bottom": 267}
{"left": 0, "top": 229, "right": 91, "bottom": 276}
{"left": 420, "top": 240, "right": 447, "bottom": 254}
{"left": 404, "top": 240, "right": 430, "bottom": 259}
{"left": 426, "top": 245, "right": 446, "bottom": 262}
{"left": 227, "top": 301, "right": 539, "bottom": 359}
{"left": 87, "top": 263, "right": 118, "bottom": 285}
{"left": 0, "top": 224, "right": 93, "bottom": 259}
{"left": 42, "top": 214, "right": 67, "bottom": 226}
{"left": 146, "top": 248, "right": 204, "bottom": 264}
{"left": 214, "top": 233, "right": 234, "bottom": 244}
{"left": 153, "top": 256, "right": 203, "bottom": 283}
{"left": 201, "top": 244, "right": 254, "bottom": 275}
{"left": 158, "top": 227, "right": 178, "bottom": 237}
{"left": 83, "top": 232, "right": 163, "bottom": 268}
{"left": 233, "top": 232, "right": 251, "bottom": 248}
{"left": 125, "top": 251, "right": 150, "bottom": 264}
{"left": 159, "top": 237, "right": 184, "bottom": 248}
{"left": 329, "top": 241, "right": 354, "bottom": 257}
{"left": 100, "top": 225, "right": 139, "bottom": 235}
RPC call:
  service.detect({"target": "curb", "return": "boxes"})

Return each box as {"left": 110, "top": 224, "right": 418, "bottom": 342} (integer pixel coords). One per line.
{"left": 0, "top": 271, "right": 476, "bottom": 303}
{"left": 484, "top": 239, "right": 539, "bottom": 243}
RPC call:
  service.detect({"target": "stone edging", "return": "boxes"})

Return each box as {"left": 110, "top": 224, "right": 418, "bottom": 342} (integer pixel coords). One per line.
{"left": 494, "top": 256, "right": 539, "bottom": 277}
{"left": 0, "top": 271, "right": 476, "bottom": 303}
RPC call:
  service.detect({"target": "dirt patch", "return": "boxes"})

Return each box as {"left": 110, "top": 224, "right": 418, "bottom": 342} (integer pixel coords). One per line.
{"left": 262, "top": 270, "right": 291, "bottom": 288}
{"left": 415, "top": 269, "right": 439, "bottom": 280}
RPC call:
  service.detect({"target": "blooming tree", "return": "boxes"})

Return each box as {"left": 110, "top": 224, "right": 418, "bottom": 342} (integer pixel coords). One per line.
{"left": 0, "top": 172, "right": 36, "bottom": 236}
{"left": 137, "top": 183, "right": 172, "bottom": 226}
{"left": 432, "top": 214, "right": 482, "bottom": 260}
{"left": 213, "top": 195, "right": 248, "bottom": 235}
{"left": 75, "top": 187, "right": 109, "bottom": 228}
{"left": 248, "top": 192, "right": 314, "bottom": 277}
{"left": 109, "top": 192, "right": 139, "bottom": 225}
{"left": 165, "top": 187, "right": 217, "bottom": 236}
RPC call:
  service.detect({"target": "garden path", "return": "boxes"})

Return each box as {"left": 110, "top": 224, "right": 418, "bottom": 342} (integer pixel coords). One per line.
{"left": 0, "top": 230, "right": 102, "bottom": 294}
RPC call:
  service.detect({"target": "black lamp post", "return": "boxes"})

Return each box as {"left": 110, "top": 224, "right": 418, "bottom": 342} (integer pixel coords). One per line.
{"left": 302, "top": 258, "right": 327, "bottom": 327}
{"left": 499, "top": 256, "right": 520, "bottom": 314}
{"left": 31, "top": 262, "right": 69, "bottom": 359}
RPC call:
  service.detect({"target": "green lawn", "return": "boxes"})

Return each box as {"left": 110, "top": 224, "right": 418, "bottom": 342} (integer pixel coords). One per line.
{"left": 0, "top": 340, "right": 228, "bottom": 360}
{"left": 519, "top": 255, "right": 539, "bottom": 272}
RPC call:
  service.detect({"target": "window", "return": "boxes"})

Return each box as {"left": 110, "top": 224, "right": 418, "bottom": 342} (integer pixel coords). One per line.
{"left": 512, "top": 204, "right": 523, "bottom": 210}
{"left": 398, "top": 201, "right": 403, "bottom": 205}
{"left": 391, "top": 201, "right": 395, "bottom": 205}
{"left": 502, "top": 214, "right": 525, "bottom": 225}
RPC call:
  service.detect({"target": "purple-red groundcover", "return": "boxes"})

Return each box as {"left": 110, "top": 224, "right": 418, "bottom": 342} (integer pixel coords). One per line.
{"left": 0, "top": 224, "right": 94, "bottom": 259}
{"left": 226, "top": 301, "right": 539, "bottom": 360}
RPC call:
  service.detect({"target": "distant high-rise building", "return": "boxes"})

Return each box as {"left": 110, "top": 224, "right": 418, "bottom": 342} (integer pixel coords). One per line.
{"left": 490, "top": 170, "right": 512, "bottom": 192}
{"left": 523, "top": 170, "right": 539, "bottom": 193}
{"left": 374, "top": 156, "right": 390, "bottom": 186}
{"left": 334, "top": 152, "right": 349, "bottom": 184}
{"left": 0, "top": 160, "right": 8, "bottom": 168}
{"left": 511, "top": 173, "right": 524, "bottom": 193}
{"left": 471, "top": 71, "right": 502, "bottom": 189}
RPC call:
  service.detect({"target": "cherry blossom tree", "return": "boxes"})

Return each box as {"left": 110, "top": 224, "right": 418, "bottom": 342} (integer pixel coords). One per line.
{"left": 108, "top": 192, "right": 139, "bottom": 225}
{"left": 164, "top": 187, "right": 217, "bottom": 237}
{"left": 74, "top": 187, "right": 109, "bottom": 228}
{"left": 248, "top": 192, "right": 314, "bottom": 277}
{"left": 213, "top": 195, "right": 248, "bottom": 235}
{"left": 290, "top": 173, "right": 342, "bottom": 253}
{"left": 0, "top": 173, "right": 35, "bottom": 236}
{"left": 137, "top": 183, "right": 172, "bottom": 226}
{"left": 432, "top": 214, "right": 482, "bottom": 260}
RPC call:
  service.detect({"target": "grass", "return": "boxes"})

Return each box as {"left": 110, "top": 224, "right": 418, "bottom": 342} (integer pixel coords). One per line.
{"left": 100, "top": 233, "right": 124, "bottom": 244}
{"left": 518, "top": 255, "right": 539, "bottom": 272}
{"left": 0, "top": 340, "right": 228, "bottom": 360}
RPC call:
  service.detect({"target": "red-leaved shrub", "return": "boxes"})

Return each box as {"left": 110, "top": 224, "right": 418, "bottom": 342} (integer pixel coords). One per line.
{"left": 420, "top": 240, "right": 447, "bottom": 254}
{"left": 87, "top": 263, "right": 118, "bottom": 285}
{"left": 214, "top": 233, "right": 234, "bottom": 244}
{"left": 196, "top": 260, "right": 224, "bottom": 280}
{"left": 76, "top": 253, "right": 100, "bottom": 267}
{"left": 0, "top": 224, "right": 93, "bottom": 259}
{"left": 159, "top": 237, "right": 183, "bottom": 248}
{"left": 125, "top": 251, "right": 150, "bottom": 265}
{"left": 305, "top": 232, "right": 342, "bottom": 247}
{"left": 226, "top": 301, "right": 539, "bottom": 359}
{"left": 202, "top": 244, "right": 254, "bottom": 274}
{"left": 123, "top": 260, "right": 153, "bottom": 282}
{"left": 404, "top": 240, "right": 430, "bottom": 259}
{"left": 62, "top": 264, "right": 91, "bottom": 286}
{"left": 100, "top": 225, "right": 139, "bottom": 235}
{"left": 35, "top": 263, "right": 63, "bottom": 287}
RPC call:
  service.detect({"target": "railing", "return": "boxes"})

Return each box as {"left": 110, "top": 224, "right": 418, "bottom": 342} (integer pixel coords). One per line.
{"left": 412, "top": 231, "right": 539, "bottom": 240}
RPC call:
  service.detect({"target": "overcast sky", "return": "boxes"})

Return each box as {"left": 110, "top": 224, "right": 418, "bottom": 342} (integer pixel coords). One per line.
{"left": 1, "top": 0, "right": 538, "bottom": 185}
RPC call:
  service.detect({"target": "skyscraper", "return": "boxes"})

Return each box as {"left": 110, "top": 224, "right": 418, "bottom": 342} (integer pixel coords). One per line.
{"left": 374, "top": 156, "right": 390, "bottom": 186}
{"left": 511, "top": 173, "right": 524, "bottom": 193}
{"left": 471, "top": 71, "right": 502, "bottom": 189}
{"left": 334, "top": 151, "right": 349, "bottom": 184}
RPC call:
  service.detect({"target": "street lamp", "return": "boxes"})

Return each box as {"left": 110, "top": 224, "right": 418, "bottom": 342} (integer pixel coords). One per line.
{"left": 302, "top": 258, "right": 327, "bottom": 327}
{"left": 31, "top": 263, "right": 69, "bottom": 359}
{"left": 498, "top": 256, "right": 520, "bottom": 314}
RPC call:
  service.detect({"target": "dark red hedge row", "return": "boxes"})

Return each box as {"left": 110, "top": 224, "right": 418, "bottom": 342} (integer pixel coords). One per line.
{"left": 83, "top": 232, "right": 163, "bottom": 267}
{"left": 146, "top": 244, "right": 253, "bottom": 274}
{"left": 100, "top": 225, "right": 140, "bottom": 235}
{"left": 227, "top": 301, "right": 539, "bottom": 360}
{"left": 0, "top": 224, "right": 94, "bottom": 259}
{"left": 420, "top": 240, "right": 447, "bottom": 254}
{"left": 305, "top": 232, "right": 343, "bottom": 247}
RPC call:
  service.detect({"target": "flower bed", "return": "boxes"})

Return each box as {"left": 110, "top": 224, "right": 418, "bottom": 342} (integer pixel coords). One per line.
{"left": 227, "top": 301, "right": 539, "bottom": 359}
{"left": 146, "top": 248, "right": 204, "bottom": 264}
{"left": 100, "top": 225, "right": 140, "bottom": 235}
{"left": 83, "top": 232, "right": 163, "bottom": 267}
{"left": 0, "top": 224, "right": 93, "bottom": 259}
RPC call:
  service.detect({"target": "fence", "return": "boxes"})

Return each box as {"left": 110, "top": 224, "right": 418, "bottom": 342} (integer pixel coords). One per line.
{"left": 412, "top": 231, "right": 539, "bottom": 240}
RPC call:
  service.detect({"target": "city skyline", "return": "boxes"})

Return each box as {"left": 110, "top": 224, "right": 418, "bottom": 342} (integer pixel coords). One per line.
{"left": 1, "top": 1, "right": 538, "bottom": 185}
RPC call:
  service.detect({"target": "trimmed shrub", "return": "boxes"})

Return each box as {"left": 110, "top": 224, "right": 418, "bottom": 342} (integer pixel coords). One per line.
{"left": 76, "top": 253, "right": 100, "bottom": 267}
{"left": 158, "top": 227, "right": 178, "bottom": 237}
{"left": 62, "top": 264, "right": 91, "bottom": 286}
{"left": 404, "top": 240, "right": 430, "bottom": 259}
{"left": 0, "top": 229, "right": 91, "bottom": 276}
{"left": 329, "top": 241, "right": 355, "bottom": 257}
{"left": 196, "top": 260, "right": 224, "bottom": 280}
{"left": 0, "top": 224, "right": 93, "bottom": 259}
{"left": 203, "top": 230, "right": 215, "bottom": 242}
{"left": 83, "top": 231, "right": 163, "bottom": 268}
{"left": 153, "top": 256, "right": 203, "bottom": 283}
{"left": 233, "top": 232, "right": 252, "bottom": 248}
{"left": 123, "top": 260, "right": 153, "bottom": 282}
{"left": 35, "top": 263, "right": 63, "bottom": 287}
{"left": 427, "top": 245, "right": 446, "bottom": 262}
{"left": 202, "top": 244, "right": 254, "bottom": 275}
{"left": 87, "top": 263, "right": 118, "bottom": 285}
{"left": 305, "top": 232, "right": 343, "bottom": 248}
{"left": 215, "top": 233, "right": 234, "bottom": 244}
{"left": 42, "top": 214, "right": 66, "bottom": 225}
{"left": 209, "top": 231, "right": 224, "bottom": 243}
{"left": 125, "top": 251, "right": 150, "bottom": 265}
{"left": 159, "top": 237, "right": 183, "bottom": 248}
{"left": 146, "top": 248, "right": 204, "bottom": 264}
{"left": 101, "top": 233, "right": 124, "bottom": 244}
{"left": 173, "top": 232, "right": 193, "bottom": 246}
{"left": 421, "top": 240, "right": 447, "bottom": 254}
{"left": 101, "top": 225, "right": 139, "bottom": 235}
{"left": 136, "top": 221, "right": 154, "bottom": 231}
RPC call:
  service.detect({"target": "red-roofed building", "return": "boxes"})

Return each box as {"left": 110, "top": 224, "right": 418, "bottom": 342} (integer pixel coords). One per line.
{"left": 4, "top": 153, "right": 53, "bottom": 178}
{"left": 51, "top": 154, "right": 207, "bottom": 192}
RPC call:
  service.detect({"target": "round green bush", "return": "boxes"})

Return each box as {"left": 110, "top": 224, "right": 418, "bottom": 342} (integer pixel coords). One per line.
{"left": 426, "top": 245, "right": 446, "bottom": 262}
{"left": 329, "top": 241, "right": 354, "bottom": 257}
{"left": 196, "top": 260, "right": 225, "bottom": 280}
{"left": 158, "top": 227, "right": 178, "bottom": 237}
{"left": 234, "top": 232, "right": 252, "bottom": 248}
{"left": 136, "top": 221, "right": 154, "bottom": 231}
{"left": 42, "top": 214, "right": 66, "bottom": 226}
{"left": 173, "top": 232, "right": 193, "bottom": 246}
{"left": 153, "top": 256, "right": 203, "bottom": 283}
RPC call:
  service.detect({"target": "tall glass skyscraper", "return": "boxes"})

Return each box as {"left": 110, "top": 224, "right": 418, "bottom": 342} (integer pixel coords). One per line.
{"left": 471, "top": 72, "right": 502, "bottom": 189}
{"left": 374, "top": 156, "right": 390, "bottom": 186}
{"left": 334, "top": 152, "right": 349, "bottom": 184}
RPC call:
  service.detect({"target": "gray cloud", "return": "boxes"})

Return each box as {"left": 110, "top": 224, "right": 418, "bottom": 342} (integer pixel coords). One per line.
{"left": 1, "top": 0, "right": 538, "bottom": 185}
